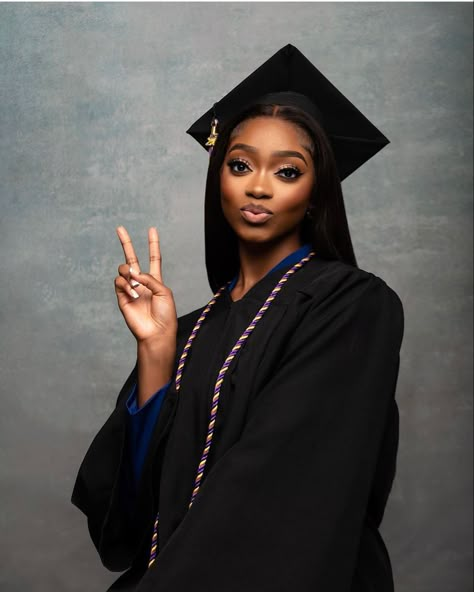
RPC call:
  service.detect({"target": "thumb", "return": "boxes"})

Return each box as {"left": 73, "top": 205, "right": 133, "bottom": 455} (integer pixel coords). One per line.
{"left": 129, "top": 268, "right": 167, "bottom": 297}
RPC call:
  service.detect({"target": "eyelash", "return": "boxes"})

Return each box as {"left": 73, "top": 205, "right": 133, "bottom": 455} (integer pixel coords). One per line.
{"left": 226, "top": 158, "right": 303, "bottom": 180}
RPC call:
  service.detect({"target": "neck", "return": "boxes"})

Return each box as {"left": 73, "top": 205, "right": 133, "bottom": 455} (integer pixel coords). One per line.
{"left": 232, "top": 235, "right": 304, "bottom": 298}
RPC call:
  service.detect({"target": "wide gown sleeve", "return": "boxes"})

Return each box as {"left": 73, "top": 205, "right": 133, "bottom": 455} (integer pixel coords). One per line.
{"left": 71, "top": 364, "right": 177, "bottom": 571}
{"left": 138, "top": 276, "right": 404, "bottom": 591}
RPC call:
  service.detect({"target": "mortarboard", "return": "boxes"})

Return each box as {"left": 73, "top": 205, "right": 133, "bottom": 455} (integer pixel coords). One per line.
{"left": 186, "top": 43, "right": 390, "bottom": 181}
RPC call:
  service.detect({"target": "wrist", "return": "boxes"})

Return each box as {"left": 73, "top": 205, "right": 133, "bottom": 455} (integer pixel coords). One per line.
{"left": 136, "top": 337, "right": 176, "bottom": 407}
{"left": 137, "top": 334, "right": 176, "bottom": 359}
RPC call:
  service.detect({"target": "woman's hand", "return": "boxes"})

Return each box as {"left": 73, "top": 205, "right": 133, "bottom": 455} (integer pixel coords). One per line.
{"left": 114, "top": 226, "right": 178, "bottom": 347}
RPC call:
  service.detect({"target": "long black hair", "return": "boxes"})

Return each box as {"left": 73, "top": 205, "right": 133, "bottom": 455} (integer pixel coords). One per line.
{"left": 204, "top": 102, "right": 358, "bottom": 293}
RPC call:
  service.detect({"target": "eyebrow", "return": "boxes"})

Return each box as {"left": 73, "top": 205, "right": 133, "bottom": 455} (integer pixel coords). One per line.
{"left": 228, "top": 143, "right": 308, "bottom": 165}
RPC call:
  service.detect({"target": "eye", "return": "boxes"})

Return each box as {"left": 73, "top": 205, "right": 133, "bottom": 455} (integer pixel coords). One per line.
{"left": 276, "top": 166, "right": 302, "bottom": 180}
{"left": 227, "top": 158, "right": 251, "bottom": 174}
{"left": 226, "top": 159, "right": 303, "bottom": 180}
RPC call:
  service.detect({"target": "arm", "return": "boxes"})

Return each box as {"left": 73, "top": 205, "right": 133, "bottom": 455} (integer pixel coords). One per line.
{"left": 143, "top": 277, "right": 404, "bottom": 590}
{"left": 70, "top": 304, "right": 203, "bottom": 572}
{"left": 126, "top": 379, "right": 172, "bottom": 486}
{"left": 114, "top": 380, "right": 172, "bottom": 520}
{"left": 70, "top": 364, "right": 178, "bottom": 571}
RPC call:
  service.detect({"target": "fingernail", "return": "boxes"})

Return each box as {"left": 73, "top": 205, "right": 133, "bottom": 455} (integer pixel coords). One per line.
{"left": 130, "top": 289, "right": 140, "bottom": 299}
{"left": 130, "top": 266, "right": 134, "bottom": 274}
{"left": 130, "top": 280, "right": 140, "bottom": 287}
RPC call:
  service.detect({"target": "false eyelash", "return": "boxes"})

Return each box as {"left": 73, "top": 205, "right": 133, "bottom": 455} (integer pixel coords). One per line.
{"left": 227, "top": 158, "right": 252, "bottom": 172}
{"left": 227, "top": 158, "right": 303, "bottom": 179}
{"left": 275, "top": 165, "right": 303, "bottom": 179}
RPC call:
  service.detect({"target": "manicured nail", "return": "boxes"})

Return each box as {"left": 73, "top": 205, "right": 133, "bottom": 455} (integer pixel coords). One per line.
{"left": 130, "top": 280, "right": 140, "bottom": 287}
{"left": 130, "top": 289, "right": 140, "bottom": 299}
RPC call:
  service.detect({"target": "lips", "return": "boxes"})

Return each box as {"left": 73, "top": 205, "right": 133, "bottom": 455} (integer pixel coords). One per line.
{"left": 241, "top": 204, "right": 273, "bottom": 214}
{"left": 240, "top": 209, "right": 273, "bottom": 225}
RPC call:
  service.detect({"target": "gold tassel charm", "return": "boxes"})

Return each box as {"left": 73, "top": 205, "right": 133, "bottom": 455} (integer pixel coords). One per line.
{"left": 205, "top": 117, "right": 219, "bottom": 149}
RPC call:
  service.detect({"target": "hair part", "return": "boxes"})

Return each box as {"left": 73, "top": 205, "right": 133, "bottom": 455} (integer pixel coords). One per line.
{"left": 203, "top": 102, "right": 358, "bottom": 293}
{"left": 229, "top": 113, "right": 315, "bottom": 158}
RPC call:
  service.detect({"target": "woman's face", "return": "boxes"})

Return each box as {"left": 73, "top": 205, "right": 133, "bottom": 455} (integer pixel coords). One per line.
{"left": 219, "top": 116, "right": 315, "bottom": 246}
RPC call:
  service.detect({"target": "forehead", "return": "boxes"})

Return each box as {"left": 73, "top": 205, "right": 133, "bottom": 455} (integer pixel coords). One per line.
{"left": 229, "top": 116, "right": 310, "bottom": 148}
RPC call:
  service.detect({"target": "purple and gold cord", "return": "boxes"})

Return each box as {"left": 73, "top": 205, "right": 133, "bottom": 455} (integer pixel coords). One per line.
{"left": 148, "top": 250, "right": 316, "bottom": 567}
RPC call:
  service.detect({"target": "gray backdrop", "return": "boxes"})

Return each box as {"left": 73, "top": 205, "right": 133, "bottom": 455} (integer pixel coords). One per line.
{"left": 0, "top": 3, "right": 472, "bottom": 591}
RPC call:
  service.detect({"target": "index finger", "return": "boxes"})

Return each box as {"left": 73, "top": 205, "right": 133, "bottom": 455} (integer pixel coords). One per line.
{"left": 116, "top": 226, "right": 141, "bottom": 273}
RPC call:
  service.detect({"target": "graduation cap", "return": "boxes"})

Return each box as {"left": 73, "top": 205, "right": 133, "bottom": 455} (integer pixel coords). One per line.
{"left": 186, "top": 43, "right": 390, "bottom": 181}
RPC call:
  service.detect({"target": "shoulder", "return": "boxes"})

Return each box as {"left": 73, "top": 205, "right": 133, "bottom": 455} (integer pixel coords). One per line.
{"left": 298, "top": 256, "right": 404, "bottom": 324}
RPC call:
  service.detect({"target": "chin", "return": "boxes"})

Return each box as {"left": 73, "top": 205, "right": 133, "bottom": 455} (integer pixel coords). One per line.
{"left": 235, "top": 228, "right": 291, "bottom": 249}
{"left": 233, "top": 223, "right": 273, "bottom": 241}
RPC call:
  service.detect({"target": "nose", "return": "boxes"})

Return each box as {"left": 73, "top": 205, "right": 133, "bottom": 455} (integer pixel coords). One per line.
{"left": 245, "top": 171, "right": 273, "bottom": 199}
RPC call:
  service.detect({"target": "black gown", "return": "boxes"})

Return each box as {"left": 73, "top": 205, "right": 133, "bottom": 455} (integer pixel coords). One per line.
{"left": 71, "top": 254, "right": 404, "bottom": 591}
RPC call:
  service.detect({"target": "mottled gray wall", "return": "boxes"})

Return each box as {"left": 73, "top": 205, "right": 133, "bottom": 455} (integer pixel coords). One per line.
{"left": 0, "top": 3, "right": 472, "bottom": 591}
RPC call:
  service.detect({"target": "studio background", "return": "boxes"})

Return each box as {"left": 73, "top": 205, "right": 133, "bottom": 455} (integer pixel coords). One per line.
{"left": 0, "top": 3, "right": 472, "bottom": 591}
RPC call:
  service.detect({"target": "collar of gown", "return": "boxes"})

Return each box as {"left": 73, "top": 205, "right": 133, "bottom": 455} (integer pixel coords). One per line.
{"left": 226, "top": 243, "right": 313, "bottom": 295}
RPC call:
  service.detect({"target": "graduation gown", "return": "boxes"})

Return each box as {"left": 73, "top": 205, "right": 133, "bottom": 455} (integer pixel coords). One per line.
{"left": 71, "top": 254, "right": 404, "bottom": 591}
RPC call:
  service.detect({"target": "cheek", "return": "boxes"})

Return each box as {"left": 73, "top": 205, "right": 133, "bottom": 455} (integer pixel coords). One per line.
{"left": 282, "top": 180, "right": 313, "bottom": 212}
{"left": 220, "top": 171, "right": 242, "bottom": 204}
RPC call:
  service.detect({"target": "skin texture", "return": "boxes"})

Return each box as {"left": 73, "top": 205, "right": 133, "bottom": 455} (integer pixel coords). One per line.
{"left": 219, "top": 116, "right": 316, "bottom": 301}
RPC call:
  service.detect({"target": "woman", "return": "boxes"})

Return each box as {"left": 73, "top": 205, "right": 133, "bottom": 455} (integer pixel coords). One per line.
{"left": 72, "top": 45, "right": 404, "bottom": 591}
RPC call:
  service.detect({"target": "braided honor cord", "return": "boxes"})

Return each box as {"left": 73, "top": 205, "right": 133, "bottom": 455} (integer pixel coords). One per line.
{"left": 148, "top": 250, "right": 316, "bottom": 567}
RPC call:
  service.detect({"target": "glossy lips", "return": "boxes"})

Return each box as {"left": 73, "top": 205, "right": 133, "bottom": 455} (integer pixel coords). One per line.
{"left": 240, "top": 203, "right": 273, "bottom": 225}
{"left": 240, "top": 209, "right": 273, "bottom": 224}
{"left": 241, "top": 203, "right": 273, "bottom": 214}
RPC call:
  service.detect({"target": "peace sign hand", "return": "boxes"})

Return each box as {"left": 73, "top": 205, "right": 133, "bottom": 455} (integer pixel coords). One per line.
{"left": 114, "top": 226, "right": 178, "bottom": 347}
